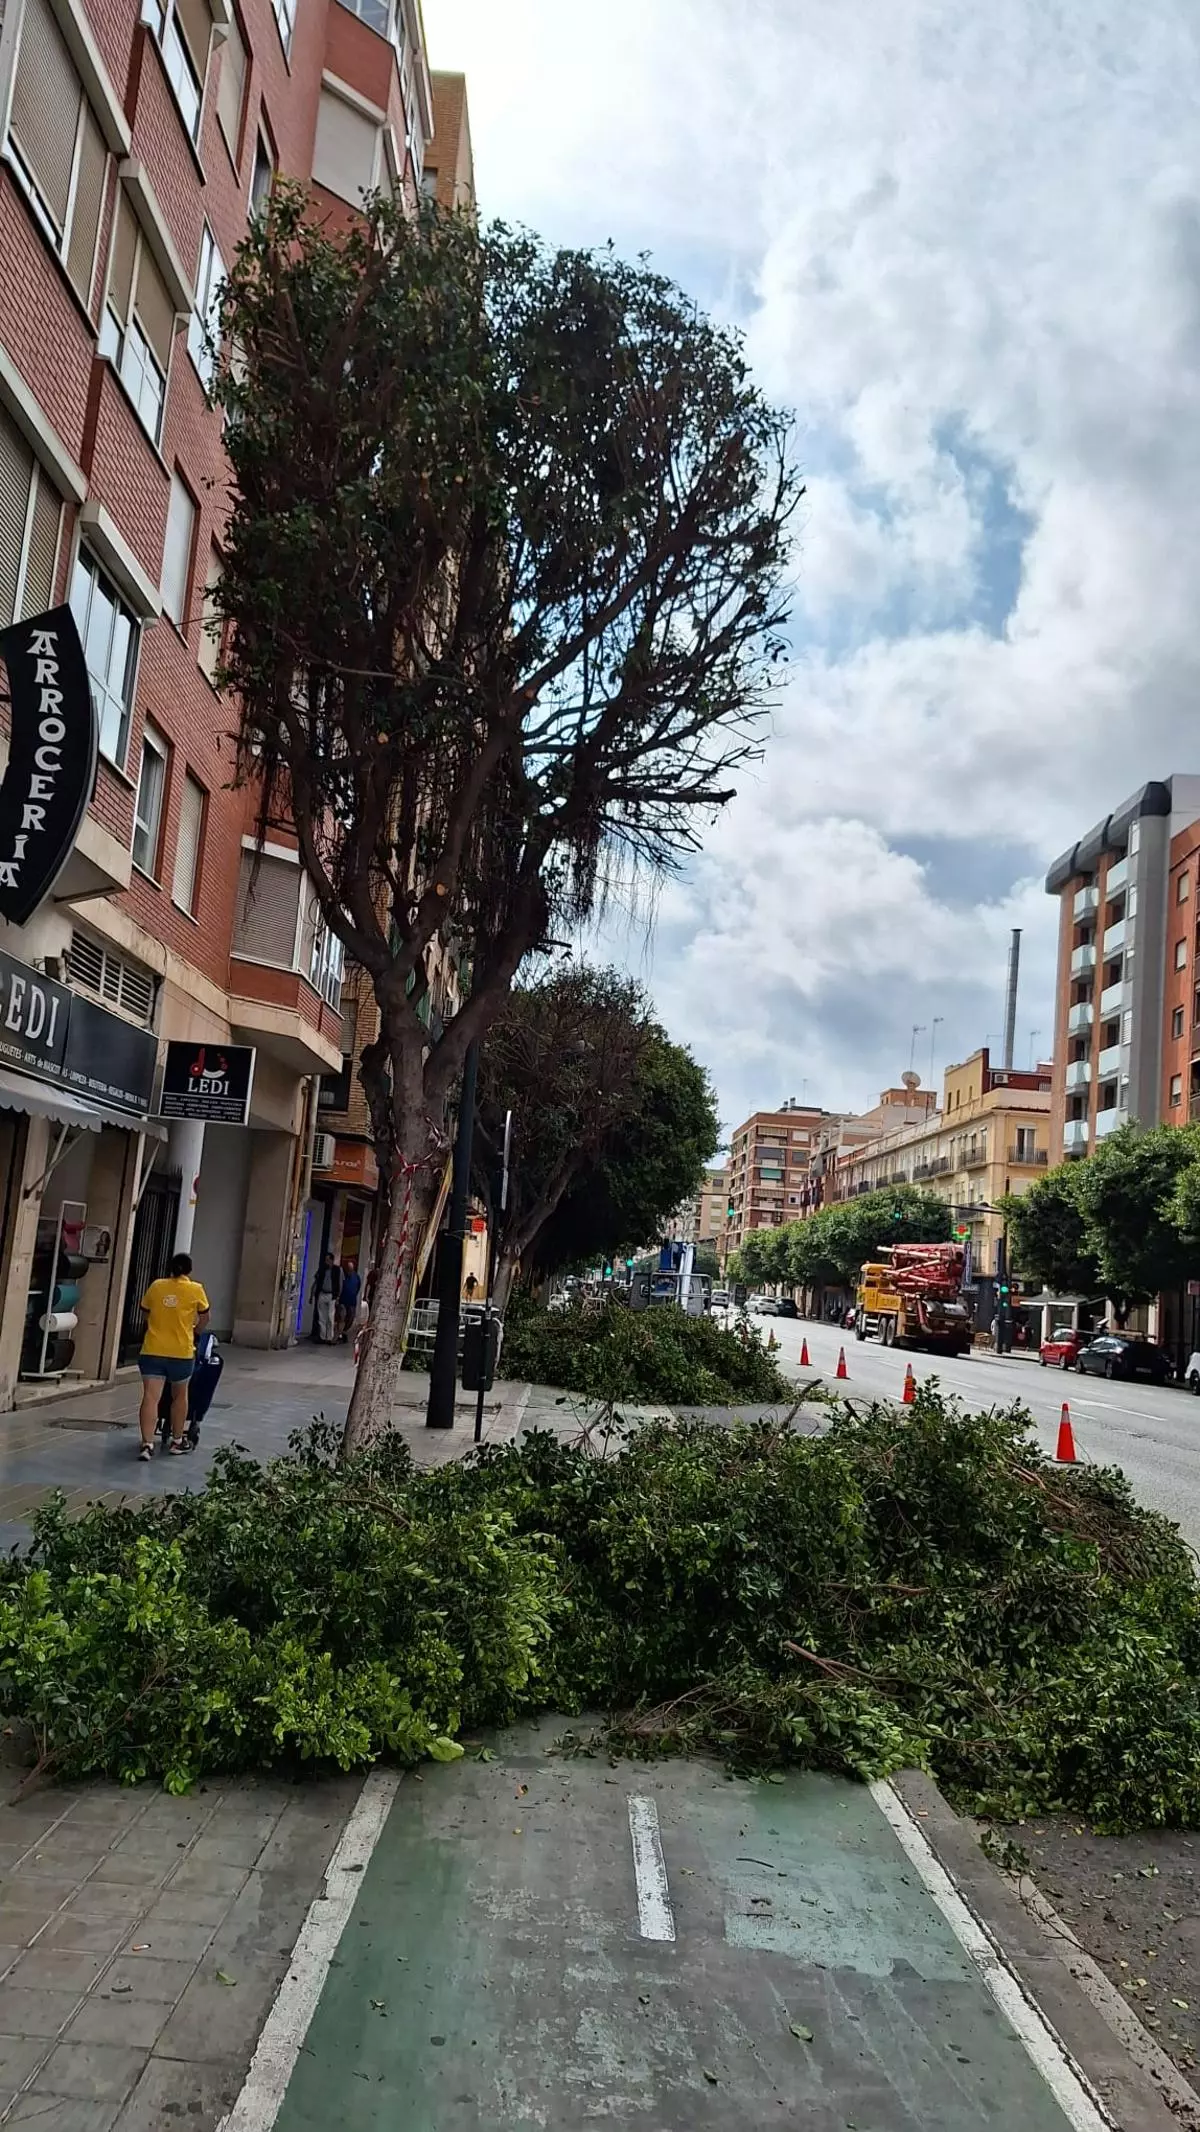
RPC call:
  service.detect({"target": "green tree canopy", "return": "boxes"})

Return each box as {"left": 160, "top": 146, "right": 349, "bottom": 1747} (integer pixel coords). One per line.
{"left": 786, "top": 1187, "right": 952, "bottom": 1289}
{"left": 535, "top": 1029, "right": 719, "bottom": 1274}
{"left": 1073, "top": 1123, "right": 1200, "bottom": 1321}
{"left": 1004, "top": 1164, "right": 1101, "bottom": 1298}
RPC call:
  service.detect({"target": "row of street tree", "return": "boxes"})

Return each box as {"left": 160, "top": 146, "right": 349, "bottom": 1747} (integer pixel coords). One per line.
{"left": 729, "top": 1185, "right": 951, "bottom": 1296}
{"left": 1005, "top": 1122, "right": 1200, "bottom": 1322}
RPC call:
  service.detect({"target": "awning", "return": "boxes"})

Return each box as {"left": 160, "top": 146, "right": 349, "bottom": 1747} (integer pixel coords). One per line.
{"left": 0, "top": 1066, "right": 166, "bottom": 1139}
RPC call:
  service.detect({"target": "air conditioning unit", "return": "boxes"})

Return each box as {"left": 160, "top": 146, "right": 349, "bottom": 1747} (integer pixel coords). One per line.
{"left": 312, "top": 1133, "right": 336, "bottom": 1170}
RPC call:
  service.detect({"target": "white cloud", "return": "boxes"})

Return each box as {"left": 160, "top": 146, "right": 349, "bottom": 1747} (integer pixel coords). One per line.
{"left": 428, "top": 0, "right": 1200, "bottom": 1125}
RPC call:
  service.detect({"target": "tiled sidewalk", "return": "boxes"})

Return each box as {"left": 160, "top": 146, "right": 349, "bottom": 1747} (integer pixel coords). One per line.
{"left": 0, "top": 1347, "right": 530, "bottom": 1548}
{"left": 0, "top": 1763, "right": 362, "bottom": 2127}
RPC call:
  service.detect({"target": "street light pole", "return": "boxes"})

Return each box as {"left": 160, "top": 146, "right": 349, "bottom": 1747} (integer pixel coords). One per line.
{"left": 426, "top": 1040, "right": 479, "bottom": 1429}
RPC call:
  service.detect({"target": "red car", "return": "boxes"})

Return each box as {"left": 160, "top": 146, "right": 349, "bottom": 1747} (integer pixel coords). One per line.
{"left": 1039, "top": 1329, "right": 1086, "bottom": 1370}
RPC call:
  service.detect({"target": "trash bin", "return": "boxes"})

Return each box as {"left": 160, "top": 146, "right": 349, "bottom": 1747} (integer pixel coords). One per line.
{"left": 461, "top": 1313, "right": 500, "bottom": 1393}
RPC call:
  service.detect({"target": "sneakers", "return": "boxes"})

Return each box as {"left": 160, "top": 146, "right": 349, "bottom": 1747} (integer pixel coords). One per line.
{"left": 168, "top": 1439, "right": 187, "bottom": 1456}
{"left": 138, "top": 1442, "right": 153, "bottom": 1461}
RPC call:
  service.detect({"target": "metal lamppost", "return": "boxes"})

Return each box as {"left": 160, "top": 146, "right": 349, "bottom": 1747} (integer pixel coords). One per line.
{"left": 426, "top": 1041, "right": 479, "bottom": 1430}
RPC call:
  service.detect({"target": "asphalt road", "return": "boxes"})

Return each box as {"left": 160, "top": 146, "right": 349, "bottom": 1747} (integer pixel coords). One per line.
{"left": 736, "top": 1313, "right": 1200, "bottom": 1555}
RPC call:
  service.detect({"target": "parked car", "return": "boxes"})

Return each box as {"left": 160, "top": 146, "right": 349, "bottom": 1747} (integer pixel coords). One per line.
{"left": 773, "top": 1297, "right": 799, "bottom": 1319}
{"left": 747, "top": 1294, "right": 777, "bottom": 1315}
{"left": 1039, "top": 1328, "right": 1087, "bottom": 1370}
{"left": 1075, "top": 1334, "right": 1172, "bottom": 1383}
{"left": 710, "top": 1290, "right": 730, "bottom": 1311}
{"left": 1183, "top": 1351, "right": 1200, "bottom": 1394}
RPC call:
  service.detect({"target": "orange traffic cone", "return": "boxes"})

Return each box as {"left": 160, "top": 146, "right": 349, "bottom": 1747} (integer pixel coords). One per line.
{"left": 902, "top": 1362, "right": 916, "bottom": 1405}
{"left": 1056, "top": 1403, "right": 1076, "bottom": 1463}
{"left": 800, "top": 1338, "right": 811, "bottom": 1367}
{"left": 836, "top": 1347, "right": 849, "bottom": 1380}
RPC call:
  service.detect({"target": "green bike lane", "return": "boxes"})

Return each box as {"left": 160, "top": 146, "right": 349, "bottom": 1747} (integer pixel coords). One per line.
{"left": 222, "top": 1720, "right": 1109, "bottom": 2132}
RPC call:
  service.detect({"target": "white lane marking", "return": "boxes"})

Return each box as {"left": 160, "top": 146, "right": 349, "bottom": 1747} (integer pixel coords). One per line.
{"left": 216, "top": 1769, "right": 401, "bottom": 2132}
{"left": 628, "top": 1795, "right": 676, "bottom": 1942}
{"left": 869, "top": 1782, "right": 1114, "bottom": 2131}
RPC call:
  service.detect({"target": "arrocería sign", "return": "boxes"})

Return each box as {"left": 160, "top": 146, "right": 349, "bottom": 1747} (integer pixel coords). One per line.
{"left": 0, "top": 606, "right": 96, "bottom": 926}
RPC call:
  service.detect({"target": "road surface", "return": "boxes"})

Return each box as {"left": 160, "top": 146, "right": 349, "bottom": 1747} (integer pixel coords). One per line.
{"left": 745, "top": 1314, "right": 1200, "bottom": 1553}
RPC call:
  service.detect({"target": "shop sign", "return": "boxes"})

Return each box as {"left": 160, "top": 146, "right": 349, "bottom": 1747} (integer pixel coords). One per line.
{"left": 0, "top": 608, "right": 96, "bottom": 926}
{"left": 158, "top": 1040, "right": 257, "bottom": 1125}
{"left": 0, "top": 946, "right": 155, "bottom": 1115}
{"left": 325, "top": 1137, "right": 379, "bottom": 1190}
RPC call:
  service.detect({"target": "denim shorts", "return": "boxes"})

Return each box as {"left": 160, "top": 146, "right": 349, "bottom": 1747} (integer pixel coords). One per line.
{"left": 139, "top": 1355, "right": 194, "bottom": 1385}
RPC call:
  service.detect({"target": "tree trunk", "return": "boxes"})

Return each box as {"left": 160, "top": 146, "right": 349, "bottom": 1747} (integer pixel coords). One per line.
{"left": 492, "top": 1252, "right": 519, "bottom": 1317}
{"left": 341, "top": 1144, "right": 439, "bottom": 1456}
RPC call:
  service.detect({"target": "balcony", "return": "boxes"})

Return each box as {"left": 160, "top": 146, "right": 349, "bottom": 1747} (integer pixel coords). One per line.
{"left": 1094, "top": 1105, "right": 1127, "bottom": 1140}
{"left": 1105, "top": 856, "right": 1129, "bottom": 894}
{"left": 1073, "top": 884, "right": 1099, "bottom": 920}
{"left": 1097, "top": 1042, "right": 1122, "bottom": 1082}
{"left": 1068, "top": 1001, "right": 1094, "bottom": 1035}
{"left": 961, "top": 1146, "right": 988, "bottom": 1170}
{"left": 1008, "top": 1145, "right": 1049, "bottom": 1166}
{"left": 1070, "top": 942, "right": 1096, "bottom": 977}
{"left": 1099, "top": 980, "right": 1127, "bottom": 1019}
{"left": 1063, "top": 1118, "right": 1090, "bottom": 1154}
{"left": 1065, "top": 1058, "right": 1091, "bottom": 1091}
{"left": 1103, "top": 917, "right": 1127, "bottom": 956}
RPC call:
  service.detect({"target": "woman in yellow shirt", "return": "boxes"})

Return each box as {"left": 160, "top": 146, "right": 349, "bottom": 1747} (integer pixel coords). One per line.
{"left": 138, "top": 1252, "right": 210, "bottom": 1461}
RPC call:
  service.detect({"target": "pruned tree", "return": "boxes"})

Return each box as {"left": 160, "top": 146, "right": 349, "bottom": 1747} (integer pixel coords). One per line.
{"left": 214, "top": 188, "right": 798, "bottom": 1448}
{"left": 1003, "top": 1164, "right": 1100, "bottom": 1300}
{"left": 473, "top": 964, "right": 652, "bottom": 1311}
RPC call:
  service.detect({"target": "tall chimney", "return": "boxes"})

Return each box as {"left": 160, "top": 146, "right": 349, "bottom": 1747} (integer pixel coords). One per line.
{"left": 1002, "top": 928, "right": 1021, "bottom": 1070}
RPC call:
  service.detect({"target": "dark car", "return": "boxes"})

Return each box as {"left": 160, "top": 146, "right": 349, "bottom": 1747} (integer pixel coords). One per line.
{"left": 1076, "top": 1334, "right": 1172, "bottom": 1384}
{"left": 774, "top": 1297, "right": 798, "bottom": 1319}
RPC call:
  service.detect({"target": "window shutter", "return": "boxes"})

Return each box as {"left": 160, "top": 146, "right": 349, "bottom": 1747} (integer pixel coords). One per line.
{"left": 172, "top": 772, "right": 204, "bottom": 911}
{"left": 65, "top": 103, "right": 107, "bottom": 306}
{"left": 313, "top": 89, "right": 380, "bottom": 205}
{"left": 216, "top": 12, "right": 246, "bottom": 155}
{"left": 106, "top": 194, "right": 137, "bottom": 329}
{"left": 21, "top": 470, "right": 61, "bottom": 616}
{"left": 198, "top": 545, "right": 223, "bottom": 678}
{"left": 0, "top": 414, "right": 33, "bottom": 626}
{"left": 133, "top": 242, "right": 175, "bottom": 373}
{"left": 161, "top": 475, "right": 195, "bottom": 628}
{"left": 233, "top": 851, "right": 301, "bottom": 963}
{"left": 9, "top": 0, "right": 79, "bottom": 229}
{"left": 175, "top": 0, "right": 212, "bottom": 76}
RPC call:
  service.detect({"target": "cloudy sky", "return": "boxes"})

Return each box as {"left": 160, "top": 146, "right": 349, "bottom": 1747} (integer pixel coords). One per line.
{"left": 429, "top": 0, "right": 1200, "bottom": 1134}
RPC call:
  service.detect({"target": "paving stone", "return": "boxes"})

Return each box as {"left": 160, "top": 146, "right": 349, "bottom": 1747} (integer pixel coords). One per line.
{"left": 37, "top": 1911, "right": 129, "bottom": 1955}
{"left": 0, "top": 2031, "right": 50, "bottom": 2088}
{"left": 65, "top": 1993, "right": 171, "bottom": 2051}
{"left": 29, "top": 2039, "right": 147, "bottom": 2101}
{"left": 62, "top": 1887, "right": 152, "bottom": 1922}
{"left": 118, "top": 1916, "right": 214, "bottom": 1963}
{"left": 89, "top": 1858, "right": 168, "bottom": 1889}
{"left": 102, "top": 1955, "right": 196, "bottom": 2004}
{"left": 0, "top": 1875, "right": 83, "bottom": 1913}
{"left": 186, "top": 1828, "right": 276, "bottom": 1869}
{"left": 8, "top": 2097, "right": 119, "bottom": 2129}
{"left": 164, "top": 1859, "right": 246, "bottom": 1898}
{"left": 0, "top": 1985, "right": 85, "bottom": 2037}
{"left": 113, "top": 2052, "right": 243, "bottom": 2130}
{"left": 8, "top": 1947, "right": 105, "bottom": 1994}
{"left": 133, "top": 1888, "right": 231, "bottom": 1928}
{"left": 0, "top": 1908, "right": 69, "bottom": 1947}
{"left": 154, "top": 1956, "right": 284, "bottom": 2063}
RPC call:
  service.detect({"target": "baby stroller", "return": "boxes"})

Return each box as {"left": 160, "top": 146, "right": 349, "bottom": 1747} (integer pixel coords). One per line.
{"left": 157, "top": 1331, "right": 223, "bottom": 1450}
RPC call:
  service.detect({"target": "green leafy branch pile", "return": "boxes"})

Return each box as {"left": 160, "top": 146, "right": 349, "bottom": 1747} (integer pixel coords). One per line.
{"left": 3, "top": 1390, "right": 1199, "bottom": 1830}
{"left": 500, "top": 1296, "right": 794, "bottom": 1404}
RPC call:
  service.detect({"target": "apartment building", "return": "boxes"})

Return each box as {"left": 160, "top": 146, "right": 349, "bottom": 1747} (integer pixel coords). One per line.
{"left": 722, "top": 1101, "right": 831, "bottom": 1259}
{"left": 1046, "top": 777, "right": 1200, "bottom": 1162}
{"left": 0, "top": 0, "right": 438, "bottom": 1399}
{"left": 805, "top": 1073, "right": 937, "bottom": 1212}
{"left": 831, "top": 1049, "right": 1052, "bottom": 1317}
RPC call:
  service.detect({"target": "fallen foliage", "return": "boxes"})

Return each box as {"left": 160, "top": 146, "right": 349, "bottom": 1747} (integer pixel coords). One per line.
{"left": 500, "top": 1295, "right": 794, "bottom": 1403}
{"left": 1, "top": 1389, "right": 1198, "bottom": 1829}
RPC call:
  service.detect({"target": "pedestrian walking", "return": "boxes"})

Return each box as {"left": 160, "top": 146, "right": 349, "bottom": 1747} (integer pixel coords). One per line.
{"left": 138, "top": 1252, "right": 210, "bottom": 1460}
{"left": 312, "top": 1252, "right": 342, "bottom": 1343}
{"left": 337, "top": 1258, "right": 361, "bottom": 1342}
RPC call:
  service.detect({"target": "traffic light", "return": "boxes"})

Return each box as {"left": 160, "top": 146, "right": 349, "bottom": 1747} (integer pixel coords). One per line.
{"left": 624, "top": 1255, "right": 634, "bottom": 1270}
{"left": 603, "top": 1262, "right": 613, "bottom": 1279}
{"left": 727, "top": 1200, "right": 736, "bottom": 1221}
{"left": 998, "top": 1280, "right": 1010, "bottom": 1301}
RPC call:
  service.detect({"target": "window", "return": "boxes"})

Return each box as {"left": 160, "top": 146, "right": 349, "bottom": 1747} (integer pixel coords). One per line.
{"left": 160, "top": 473, "right": 196, "bottom": 630}
{"left": 1180, "top": 873, "right": 1192, "bottom": 904}
{"left": 172, "top": 771, "right": 205, "bottom": 912}
{"left": 310, "top": 919, "right": 344, "bottom": 1009}
{"left": 250, "top": 130, "right": 274, "bottom": 216}
{"left": 271, "top": 0, "right": 296, "bottom": 58}
{"left": 69, "top": 548, "right": 139, "bottom": 766}
{"left": 5, "top": 0, "right": 108, "bottom": 305}
{"left": 1174, "top": 1006, "right": 1186, "bottom": 1040}
{"left": 188, "top": 223, "right": 225, "bottom": 386}
{"left": 141, "top": 0, "right": 211, "bottom": 141}
{"left": 335, "top": 0, "right": 391, "bottom": 32}
{"left": 198, "top": 545, "right": 223, "bottom": 679}
{"left": 404, "top": 78, "right": 424, "bottom": 180}
{"left": 98, "top": 195, "right": 175, "bottom": 443}
{"left": 0, "top": 407, "right": 62, "bottom": 626}
{"left": 1176, "top": 938, "right": 1189, "bottom": 971}
{"left": 1171, "top": 1074, "right": 1184, "bottom": 1109}
{"left": 216, "top": 9, "right": 247, "bottom": 157}
{"left": 68, "top": 930, "right": 156, "bottom": 1021}
{"left": 313, "top": 87, "right": 379, "bottom": 205}
{"left": 132, "top": 723, "right": 168, "bottom": 874}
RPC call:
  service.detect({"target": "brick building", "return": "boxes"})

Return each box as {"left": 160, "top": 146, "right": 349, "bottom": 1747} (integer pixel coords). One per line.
{"left": 0, "top": 0, "right": 443, "bottom": 1401}
{"left": 721, "top": 1101, "right": 831, "bottom": 1262}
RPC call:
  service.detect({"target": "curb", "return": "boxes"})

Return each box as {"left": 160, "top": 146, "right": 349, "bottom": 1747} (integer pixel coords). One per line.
{"left": 893, "top": 1771, "right": 1187, "bottom": 2131}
